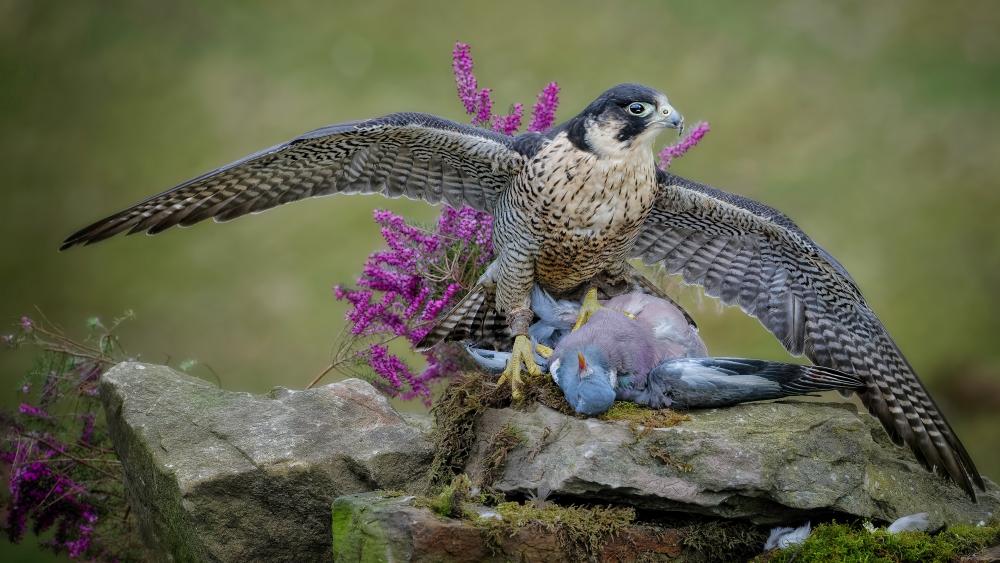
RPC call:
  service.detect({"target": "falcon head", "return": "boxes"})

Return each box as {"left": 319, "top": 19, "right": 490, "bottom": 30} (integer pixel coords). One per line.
{"left": 568, "top": 83, "right": 683, "bottom": 157}
{"left": 550, "top": 346, "right": 617, "bottom": 416}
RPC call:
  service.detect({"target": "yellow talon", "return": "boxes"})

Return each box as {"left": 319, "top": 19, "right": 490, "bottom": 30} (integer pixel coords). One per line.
{"left": 572, "top": 288, "right": 602, "bottom": 331}
{"left": 498, "top": 334, "right": 543, "bottom": 400}
{"left": 535, "top": 343, "right": 554, "bottom": 358}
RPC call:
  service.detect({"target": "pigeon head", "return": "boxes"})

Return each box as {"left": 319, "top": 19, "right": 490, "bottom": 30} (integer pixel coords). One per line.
{"left": 567, "top": 83, "right": 683, "bottom": 157}
{"left": 550, "top": 345, "right": 617, "bottom": 415}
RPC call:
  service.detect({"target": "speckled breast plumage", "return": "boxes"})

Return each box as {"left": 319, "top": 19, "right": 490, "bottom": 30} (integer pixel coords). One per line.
{"left": 494, "top": 134, "right": 659, "bottom": 296}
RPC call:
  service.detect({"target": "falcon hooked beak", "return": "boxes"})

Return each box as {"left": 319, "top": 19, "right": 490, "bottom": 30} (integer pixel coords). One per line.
{"left": 655, "top": 99, "right": 684, "bottom": 135}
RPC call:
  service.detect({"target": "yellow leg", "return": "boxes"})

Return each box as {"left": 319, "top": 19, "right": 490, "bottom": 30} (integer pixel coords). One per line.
{"left": 498, "top": 334, "right": 544, "bottom": 400}
{"left": 572, "top": 288, "right": 602, "bottom": 331}
{"left": 535, "top": 344, "right": 554, "bottom": 359}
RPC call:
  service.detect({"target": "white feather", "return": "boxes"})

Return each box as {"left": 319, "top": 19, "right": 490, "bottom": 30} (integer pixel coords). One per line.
{"left": 887, "top": 513, "right": 931, "bottom": 534}
{"left": 764, "top": 522, "right": 811, "bottom": 550}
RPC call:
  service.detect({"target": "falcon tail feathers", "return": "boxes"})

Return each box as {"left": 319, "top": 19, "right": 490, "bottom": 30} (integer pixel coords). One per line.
{"left": 415, "top": 285, "right": 510, "bottom": 352}
{"left": 855, "top": 337, "right": 985, "bottom": 499}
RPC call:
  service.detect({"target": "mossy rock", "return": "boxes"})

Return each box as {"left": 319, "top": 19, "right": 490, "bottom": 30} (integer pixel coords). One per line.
{"left": 332, "top": 491, "right": 684, "bottom": 562}
{"left": 758, "top": 520, "right": 1000, "bottom": 563}
{"left": 462, "top": 401, "right": 1000, "bottom": 526}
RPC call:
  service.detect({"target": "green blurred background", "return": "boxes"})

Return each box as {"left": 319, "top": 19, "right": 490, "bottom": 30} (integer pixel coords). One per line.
{"left": 2, "top": 0, "right": 999, "bottom": 558}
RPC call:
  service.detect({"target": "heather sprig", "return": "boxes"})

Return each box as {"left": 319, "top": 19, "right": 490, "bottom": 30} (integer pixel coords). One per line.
{"left": 330, "top": 207, "right": 493, "bottom": 401}
{"left": 452, "top": 42, "right": 560, "bottom": 135}
{"left": 658, "top": 121, "right": 711, "bottom": 169}
{"left": 452, "top": 42, "right": 479, "bottom": 116}
{"left": 492, "top": 103, "right": 524, "bottom": 136}
{"left": 1, "top": 314, "right": 146, "bottom": 560}
{"left": 528, "top": 82, "right": 560, "bottom": 133}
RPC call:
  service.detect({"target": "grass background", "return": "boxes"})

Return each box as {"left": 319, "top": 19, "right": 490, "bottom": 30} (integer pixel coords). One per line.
{"left": 2, "top": 0, "right": 999, "bottom": 558}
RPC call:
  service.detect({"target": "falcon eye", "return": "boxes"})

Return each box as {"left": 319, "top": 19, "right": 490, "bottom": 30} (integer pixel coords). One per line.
{"left": 626, "top": 102, "right": 654, "bottom": 117}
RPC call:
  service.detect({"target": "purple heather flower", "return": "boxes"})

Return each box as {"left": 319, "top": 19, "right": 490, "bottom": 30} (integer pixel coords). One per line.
{"left": 452, "top": 41, "right": 560, "bottom": 137}
{"left": 1, "top": 317, "right": 122, "bottom": 557}
{"left": 452, "top": 42, "right": 496, "bottom": 128}
{"left": 18, "top": 403, "right": 49, "bottom": 419}
{"left": 420, "top": 283, "right": 463, "bottom": 323}
{"left": 336, "top": 206, "right": 493, "bottom": 400}
{"left": 658, "top": 121, "right": 711, "bottom": 169}
{"left": 367, "top": 344, "right": 409, "bottom": 390}
{"left": 492, "top": 103, "right": 524, "bottom": 136}
{"left": 528, "top": 82, "right": 560, "bottom": 132}
{"left": 474, "top": 88, "right": 493, "bottom": 126}
{"left": 39, "top": 371, "right": 60, "bottom": 407}
{"left": 4, "top": 438, "right": 96, "bottom": 557}
{"left": 452, "top": 42, "right": 478, "bottom": 115}
{"left": 66, "top": 529, "right": 93, "bottom": 559}
{"left": 79, "top": 413, "right": 96, "bottom": 446}
{"left": 77, "top": 363, "right": 102, "bottom": 388}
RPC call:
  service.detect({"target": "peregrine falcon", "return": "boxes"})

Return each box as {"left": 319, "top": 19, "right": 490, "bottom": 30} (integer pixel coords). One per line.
{"left": 61, "top": 83, "right": 984, "bottom": 499}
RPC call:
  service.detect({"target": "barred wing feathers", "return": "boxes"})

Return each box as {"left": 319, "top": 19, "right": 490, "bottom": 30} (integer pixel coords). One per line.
{"left": 61, "top": 113, "right": 524, "bottom": 249}
{"left": 632, "top": 170, "right": 983, "bottom": 499}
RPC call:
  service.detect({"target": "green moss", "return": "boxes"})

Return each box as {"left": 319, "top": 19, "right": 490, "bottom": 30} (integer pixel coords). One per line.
{"left": 331, "top": 496, "right": 394, "bottom": 563}
{"left": 681, "top": 519, "right": 769, "bottom": 563}
{"left": 330, "top": 501, "right": 354, "bottom": 555}
{"left": 759, "top": 520, "right": 1000, "bottom": 563}
{"left": 600, "top": 402, "right": 690, "bottom": 442}
{"left": 475, "top": 490, "right": 508, "bottom": 507}
{"left": 426, "top": 375, "right": 509, "bottom": 488}
{"left": 525, "top": 375, "right": 579, "bottom": 416}
{"left": 646, "top": 444, "right": 693, "bottom": 473}
{"left": 478, "top": 423, "right": 525, "bottom": 489}
{"left": 600, "top": 401, "right": 689, "bottom": 425}
{"left": 417, "top": 474, "right": 474, "bottom": 519}
{"left": 474, "top": 500, "right": 636, "bottom": 560}
{"left": 600, "top": 401, "right": 646, "bottom": 420}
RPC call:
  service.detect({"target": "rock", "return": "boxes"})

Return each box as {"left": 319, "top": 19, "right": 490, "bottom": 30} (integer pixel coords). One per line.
{"left": 100, "top": 362, "right": 997, "bottom": 561}
{"left": 100, "top": 362, "right": 433, "bottom": 562}
{"left": 464, "top": 402, "right": 1000, "bottom": 528}
{"left": 331, "top": 492, "right": 687, "bottom": 562}
{"left": 959, "top": 543, "right": 1000, "bottom": 563}
{"left": 332, "top": 493, "right": 496, "bottom": 562}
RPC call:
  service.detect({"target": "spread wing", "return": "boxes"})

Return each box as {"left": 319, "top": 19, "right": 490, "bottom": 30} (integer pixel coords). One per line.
{"left": 632, "top": 170, "right": 984, "bottom": 498}
{"left": 61, "top": 113, "right": 524, "bottom": 249}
